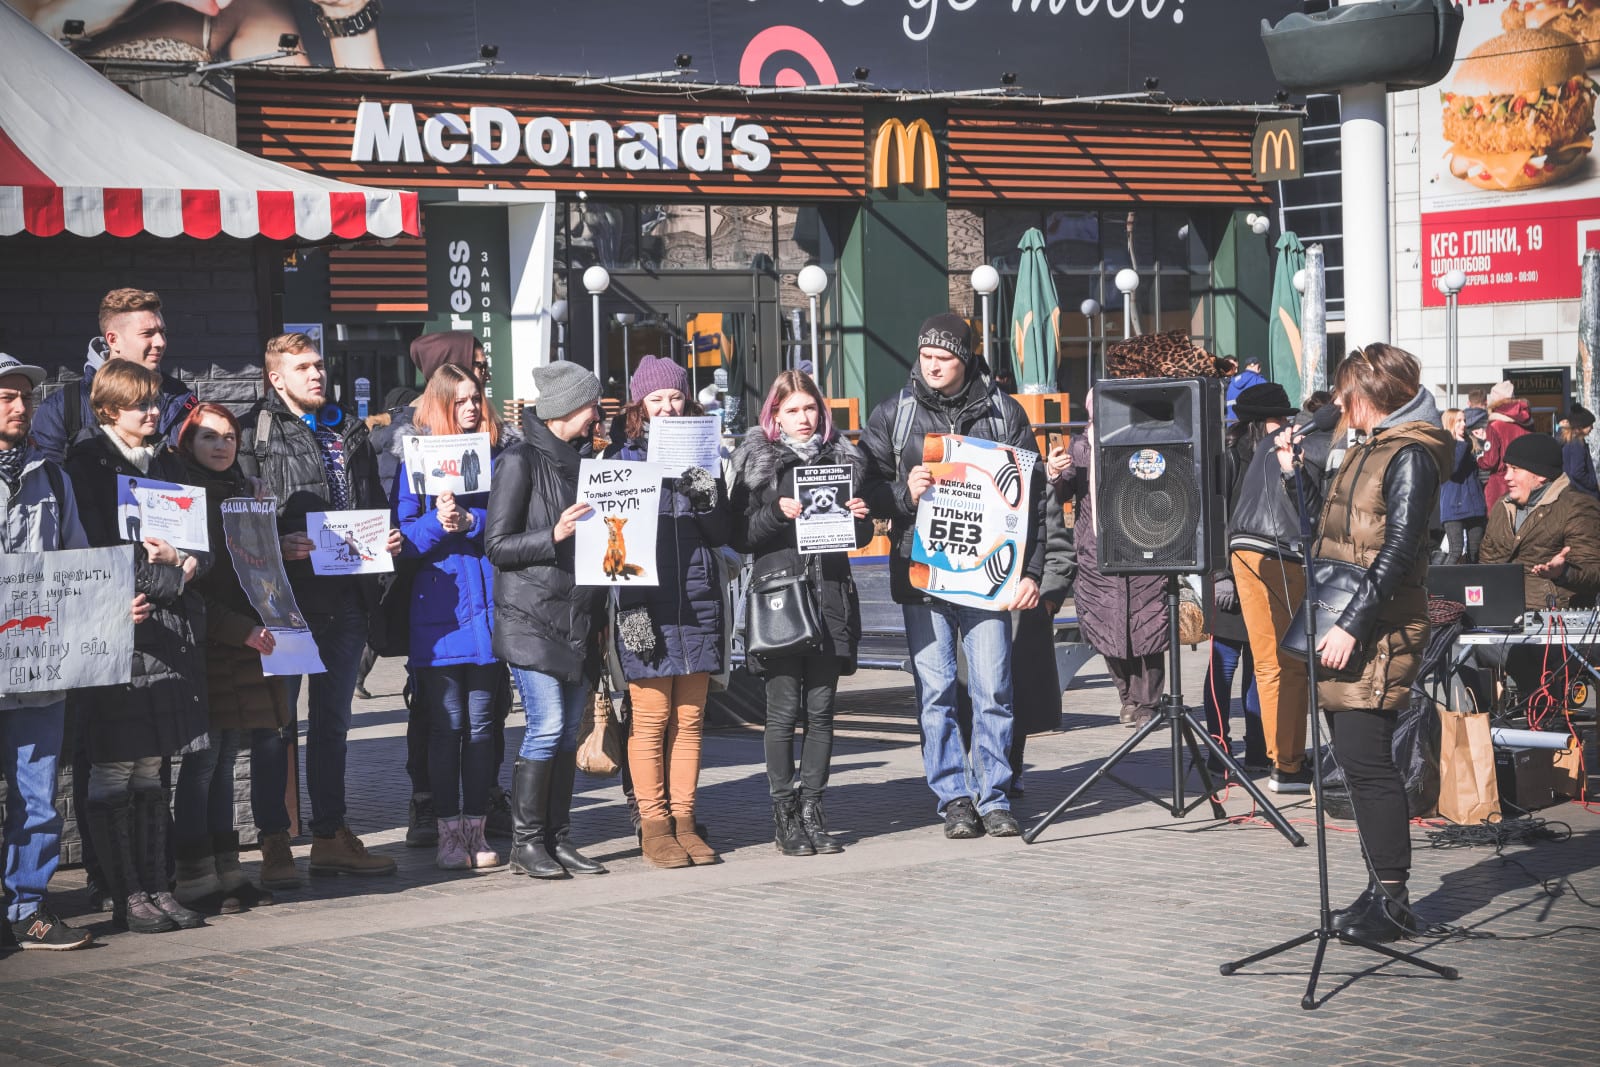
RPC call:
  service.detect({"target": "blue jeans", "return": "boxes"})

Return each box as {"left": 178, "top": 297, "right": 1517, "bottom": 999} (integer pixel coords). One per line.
{"left": 903, "top": 602, "right": 1015, "bottom": 815}
{"left": 1202, "top": 638, "right": 1265, "bottom": 763}
{"left": 510, "top": 667, "right": 587, "bottom": 761}
{"left": 419, "top": 663, "right": 502, "bottom": 817}
{"left": 173, "top": 729, "right": 240, "bottom": 848}
{"left": 284, "top": 594, "right": 368, "bottom": 837}
{"left": 2, "top": 701, "right": 65, "bottom": 922}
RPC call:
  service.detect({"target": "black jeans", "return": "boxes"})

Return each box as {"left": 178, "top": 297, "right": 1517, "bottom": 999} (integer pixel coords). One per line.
{"left": 763, "top": 654, "right": 841, "bottom": 801}
{"left": 1327, "top": 708, "right": 1410, "bottom": 883}
{"left": 1443, "top": 518, "right": 1485, "bottom": 564}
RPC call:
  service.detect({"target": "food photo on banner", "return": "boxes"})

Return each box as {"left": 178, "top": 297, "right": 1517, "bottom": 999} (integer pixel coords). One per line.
{"left": 115, "top": 476, "right": 209, "bottom": 554}
{"left": 574, "top": 458, "right": 663, "bottom": 587}
{"left": 0, "top": 546, "right": 134, "bottom": 693}
{"left": 220, "top": 498, "right": 325, "bottom": 676}
{"left": 402, "top": 432, "right": 492, "bottom": 497}
{"left": 5, "top": 1, "right": 1298, "bottom": 101}
{"left": 1420, "top": 0, "right": 1600, "bottom": 306}
{"left": 910, "top": 433, "right": 1035, "bottom": 609}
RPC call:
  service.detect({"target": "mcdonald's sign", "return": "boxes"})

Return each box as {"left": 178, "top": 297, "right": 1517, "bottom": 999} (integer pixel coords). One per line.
{"left": 1252, "top": 117, "right": 1303, "bottom": 182}
{"left": 871, "top": 118, "right": 941, "bottom": 191}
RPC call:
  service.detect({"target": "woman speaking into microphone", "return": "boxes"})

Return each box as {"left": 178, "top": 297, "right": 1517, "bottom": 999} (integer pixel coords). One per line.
{"left": 1280, "top": 343, "right": 1452, "bottom": 943}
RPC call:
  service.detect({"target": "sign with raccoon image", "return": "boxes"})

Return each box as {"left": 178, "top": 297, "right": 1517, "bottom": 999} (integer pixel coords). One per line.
{"left": 575, "top": 459, "right": 664, "bottom": 587}
{"left": 911, "top": 434, "right": 1035, "bottom": 610}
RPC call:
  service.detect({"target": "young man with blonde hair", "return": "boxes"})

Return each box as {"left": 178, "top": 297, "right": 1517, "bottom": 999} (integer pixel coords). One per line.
{"left": 238, "top": 333, "right": 400, "bottom": 878}
{"left": 30, "top": 288, "right": 196, "bottom": 462}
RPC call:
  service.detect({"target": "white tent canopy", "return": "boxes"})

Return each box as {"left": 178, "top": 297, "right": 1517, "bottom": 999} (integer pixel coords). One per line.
{"left": 0, "top": 4, "right": 416, "bottom": 241}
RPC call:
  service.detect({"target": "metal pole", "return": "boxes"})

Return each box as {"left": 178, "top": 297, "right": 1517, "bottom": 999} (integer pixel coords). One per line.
{"left": 590, "top": 292, "right": 602, "bottom": 379}
{"left": 981, "top": 292, "right": 992, "bottom": 372}
{"left": 808, "top": 292, "right": 821, "bottom": 379}
{"left": 622, "top": 324, "right": 631, "bottom": 402}
{"left": 1086, "top": 314, "right": 1094, "bottom": 397}
{"left": 1446, "top": 291, "right": 1458, "bottom": 406}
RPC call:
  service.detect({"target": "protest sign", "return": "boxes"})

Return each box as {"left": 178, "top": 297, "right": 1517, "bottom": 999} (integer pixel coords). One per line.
{"left": 401, "top": 432, "right": 492, "bottom": 496}
{"left": 220, "top": 499, "right": 325, "bottom": 676}
{"left": 911, "top": 434, "right": 1036, "bottom": 610}
{"left": 575, "top": 459, "right": 663, "bottom": 586}
{"left": 646, "top": 416, "right": 721, "bottom": 477}
{"left": 308, "top": 510, "right": 394, "bottom": 576}
{"left": 116, "top": 477, "right": 209, "bottom": 553}
{"left": 0, "top": 546, "right": 135, "bottom": 694}
{"left": 794, "top": 465, "right": 857, "bottom": 554}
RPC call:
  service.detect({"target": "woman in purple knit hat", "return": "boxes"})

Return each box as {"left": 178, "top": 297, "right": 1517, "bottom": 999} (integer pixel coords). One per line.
{"left": 603, "top": 356, "right": 731, "bottom": 869}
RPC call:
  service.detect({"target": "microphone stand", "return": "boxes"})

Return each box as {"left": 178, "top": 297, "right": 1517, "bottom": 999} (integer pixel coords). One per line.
{"left": 1219, "top": 437, "right": 1460, "bottom": 1008}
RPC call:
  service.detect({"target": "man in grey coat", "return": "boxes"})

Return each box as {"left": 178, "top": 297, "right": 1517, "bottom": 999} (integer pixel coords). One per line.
{"left": 0, "top": 354, "right": 149, "bottom": 951}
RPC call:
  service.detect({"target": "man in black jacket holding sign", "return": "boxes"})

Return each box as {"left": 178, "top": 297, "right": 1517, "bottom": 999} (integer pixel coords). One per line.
{"left": 860, "top": 314, "right": 1046, "bottom": 840}
{"left": 238, "top": 332, "right": 400, "bottom": 878}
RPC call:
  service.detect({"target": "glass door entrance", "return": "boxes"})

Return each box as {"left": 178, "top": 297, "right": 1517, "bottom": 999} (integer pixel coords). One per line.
{"left": 604, "top": 306, "right": 759, "bottom": 433}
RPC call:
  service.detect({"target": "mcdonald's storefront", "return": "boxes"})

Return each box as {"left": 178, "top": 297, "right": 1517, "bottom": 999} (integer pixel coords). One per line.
{"left": 238, "top": 71, "right": 1276, "bottom": 426}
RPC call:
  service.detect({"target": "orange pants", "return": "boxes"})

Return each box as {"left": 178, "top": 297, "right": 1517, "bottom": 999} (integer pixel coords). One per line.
{"left": 627, "top": 673, "right": 710, "bottom": 822}
{"left": 1232, "top": 550, "right": 1308, "bottom": 773}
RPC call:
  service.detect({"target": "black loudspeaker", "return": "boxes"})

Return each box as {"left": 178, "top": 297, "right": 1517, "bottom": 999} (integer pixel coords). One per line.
{"left": 1092, "top": 376, "right": 1226, "bottom": 575}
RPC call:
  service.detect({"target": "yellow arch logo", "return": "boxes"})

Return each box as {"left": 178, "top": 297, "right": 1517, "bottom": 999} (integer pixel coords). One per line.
{"left": 871, "top": 118, "right": 940, "bottom": 190}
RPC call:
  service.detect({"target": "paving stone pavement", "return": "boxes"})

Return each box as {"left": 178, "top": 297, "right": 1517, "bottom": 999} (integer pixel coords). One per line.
{"left": 3, "top": 651, "right": 1599, "bottom": 1066}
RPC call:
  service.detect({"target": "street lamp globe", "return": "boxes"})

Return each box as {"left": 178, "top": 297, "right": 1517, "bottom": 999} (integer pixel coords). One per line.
{"left": 797, "top": 264, "right": 829, "bottom": 297}
{"left": 1080, "top": 298, "right": 1101, "bottom": 318}
{"left": 970, "top": 264, "right": 1000, "bottom": 295}
{"left": 582, "top": 265, "right": 611, "bottom": 295}
{"left": 1293, "top": 269, "right": 1307, "bottom": 294}
{"left": 550, "top": 298, "right": 569, "bottom": 324}
{"left": 1114, "top": 268, "right": 1140, "bottom": 295}
{"left": 614, "top": 312, "right": 636, "bottom": 326}
{"left": 1442, "top": 269, "right": 1467, "bottom": 295}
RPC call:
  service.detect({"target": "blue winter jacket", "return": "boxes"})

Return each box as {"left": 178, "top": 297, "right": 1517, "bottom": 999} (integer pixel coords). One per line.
{"left": 1224, "top": 367, "right": 1267, "bottom": 423}
{"left": 604, "top": 434, "right": 730, "bottom": 680}
{"left": 1563, "top": 440, "right": 1600, "bottom": 499}
{"left": 394, "top": 454, "right": 498, "bottom": 668}
{"left": 1440, "top": 439, "right": 1488, "bottom": 522}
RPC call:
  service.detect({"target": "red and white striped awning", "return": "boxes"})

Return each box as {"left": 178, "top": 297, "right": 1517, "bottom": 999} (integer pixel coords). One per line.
{"left": 0, "top": 4, "right": 418, "bottom": 241}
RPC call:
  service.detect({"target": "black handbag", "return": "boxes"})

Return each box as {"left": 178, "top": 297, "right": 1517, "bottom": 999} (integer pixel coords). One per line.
{"left": 1280, "top": 557, "right": 1367, "bottom": 661}
{"left": 744, "top": 563, "right": 825, "bottom": 660}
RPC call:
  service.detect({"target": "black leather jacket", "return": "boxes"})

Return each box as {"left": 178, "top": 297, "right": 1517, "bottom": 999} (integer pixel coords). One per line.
{"left": 1296, "top": 442, "right": 1440, "bottom": 643}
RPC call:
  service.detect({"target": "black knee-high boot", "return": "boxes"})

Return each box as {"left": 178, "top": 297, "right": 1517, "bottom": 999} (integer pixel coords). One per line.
{"left": 83, "top": 796, "right": 173, "bottom": 934}
{"left": 132, "top": 790, "right": 204, "bottom": 929}
{"left": 509, "top": 759, "right": 566, "bottom": 879}
{"left": 545, "top": 752, "right": 606, "bottom": 874}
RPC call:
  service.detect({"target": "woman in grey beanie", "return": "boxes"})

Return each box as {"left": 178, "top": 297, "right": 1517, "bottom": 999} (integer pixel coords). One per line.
{"left": 485, "top": 363, "right": 610, "bottom": 880}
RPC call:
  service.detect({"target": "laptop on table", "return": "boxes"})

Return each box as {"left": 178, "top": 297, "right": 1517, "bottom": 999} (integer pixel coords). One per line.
{"left": 1426, "top": 564, "right": 1526, "bottom": 629}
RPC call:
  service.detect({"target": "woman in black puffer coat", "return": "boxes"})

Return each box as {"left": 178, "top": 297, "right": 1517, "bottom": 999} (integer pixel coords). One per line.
{"left": 65, "top": 361, "right": 209, "bottom": 936}
{"left": 729, "top": 371, "right": 873, "bottom": 857}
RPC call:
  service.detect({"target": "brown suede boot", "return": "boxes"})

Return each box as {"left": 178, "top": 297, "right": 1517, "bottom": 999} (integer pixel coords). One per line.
{"left": 672, "top": 809, "right": 719, "bottom": 865}
{"left": 257, "top": 832, "right": 301, "bottom": 890}
{"left": 640, "top": 818, "right": 691, "bottom": 869}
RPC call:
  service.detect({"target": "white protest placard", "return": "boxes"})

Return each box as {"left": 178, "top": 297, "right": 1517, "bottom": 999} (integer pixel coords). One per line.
{"left": 574, "top": 459, "right": 663, "bottom": 586}
{"left": 646, "top": 415, "right": 721, "bottom": 477}
{"left": 401, "top": 432, "right": 492, "bottom": 497}
{"left": 220, "top": 499, "right": 326, "bottom": 676}
{"left": 0, "top": 546, "right": 135, "bottom": 694}
{"left": 794, "top": 464, "right": 857, "bottom": 554}
{"left": 307, "top": 510, "right": 394, "bottom": 576}
{"left": 116, "top": 476, "right": 209, "bottom": 553}
{"left": 911, "top": 434, "right": 1036, "bottom": 610}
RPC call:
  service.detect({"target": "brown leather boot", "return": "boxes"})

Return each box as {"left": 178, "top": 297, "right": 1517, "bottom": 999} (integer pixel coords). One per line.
{"left": 257, "top": 832, "right": 301, "bottom": 890}
{"left": 639, "top": 818, "right": 691, "bottom": 869}
{"left": 309, "top": 827, "right": 396, "bottom": 876}
{"left": 672, "top": 809, "right": 719, "bottom": 865}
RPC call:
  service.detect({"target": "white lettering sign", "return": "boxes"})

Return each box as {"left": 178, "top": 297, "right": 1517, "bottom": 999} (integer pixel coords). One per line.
{"left": 351, "top": 103, "right": 773, "bottom": 173}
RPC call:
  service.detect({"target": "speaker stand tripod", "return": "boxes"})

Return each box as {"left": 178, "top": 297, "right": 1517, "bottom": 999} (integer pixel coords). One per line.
{"left": 1023, "top": 575, "right": 1305, "bottom": 847}
{"left": 1217, "top": 443, "right": 1459, "bottom": 1007}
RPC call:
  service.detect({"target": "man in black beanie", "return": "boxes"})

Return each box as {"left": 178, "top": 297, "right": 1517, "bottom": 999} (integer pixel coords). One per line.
{"left": 1480, "top": 431, "right": 1600, "bottom": 705}
{"left": 859, "top": 312, "right": 1047, "bottom": 840}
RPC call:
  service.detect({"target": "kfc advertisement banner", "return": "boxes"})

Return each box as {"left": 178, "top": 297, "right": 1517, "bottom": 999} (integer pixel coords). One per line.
{"left": 1421, "top": 1, "right": 1600, "bottom": 307}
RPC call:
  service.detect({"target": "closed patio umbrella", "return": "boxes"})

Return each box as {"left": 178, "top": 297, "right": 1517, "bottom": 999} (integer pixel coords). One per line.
{"left": 1268, "top": 230, "right": 1307, "bottom": 400}
{"left": 1011, "top": 227, "right": 1061, "bottom": 394}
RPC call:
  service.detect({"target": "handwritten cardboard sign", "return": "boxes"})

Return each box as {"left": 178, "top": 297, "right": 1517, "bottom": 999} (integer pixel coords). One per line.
{"left": 0, "top": 546, "right": 135, "bottom": 694}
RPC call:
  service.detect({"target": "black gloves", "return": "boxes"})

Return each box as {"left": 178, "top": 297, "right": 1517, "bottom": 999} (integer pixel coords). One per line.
{"left": 677, "top": 466, "right": 718, "bottom": 512}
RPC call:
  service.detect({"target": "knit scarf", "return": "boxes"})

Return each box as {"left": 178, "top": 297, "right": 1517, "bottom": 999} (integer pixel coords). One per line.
{"left": 0, "top": 445, "right": 25, "bottom": 497}
{"left": 101, "top": 425, "right": 159, "bottom": 473}
{"left": 781, "top": 430, "right": 824, "bottom": 464}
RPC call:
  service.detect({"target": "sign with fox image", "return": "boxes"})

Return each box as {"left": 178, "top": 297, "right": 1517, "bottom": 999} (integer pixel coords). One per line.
{"left": 0, "top": 545, "right": 135, "bottom": 694}
{"left": 575, "top": 459, "right": 664, "bottom": 587}
{"left": 911, "top": 433, "right": 1035, "bottom": 611}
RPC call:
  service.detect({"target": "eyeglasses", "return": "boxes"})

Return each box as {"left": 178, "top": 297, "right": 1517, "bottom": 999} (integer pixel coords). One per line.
{"left": 122, "top": 399, "right": 161, "bottom": 412}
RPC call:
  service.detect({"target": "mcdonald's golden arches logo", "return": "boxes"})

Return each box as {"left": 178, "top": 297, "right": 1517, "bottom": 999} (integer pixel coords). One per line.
{"left": 871, "top": 118, "right": 941, "bottom": 191}
{"left": 1252, "top": 118, "right": 1303, "bottom": 182}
